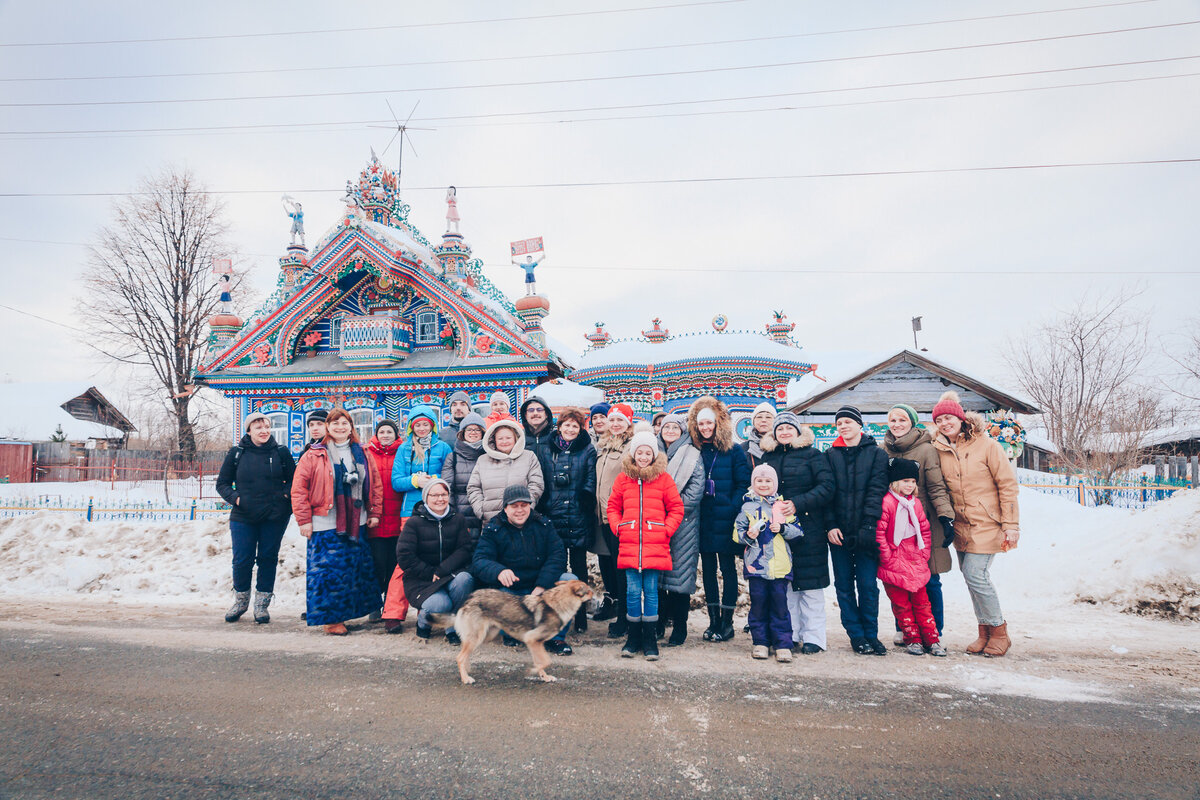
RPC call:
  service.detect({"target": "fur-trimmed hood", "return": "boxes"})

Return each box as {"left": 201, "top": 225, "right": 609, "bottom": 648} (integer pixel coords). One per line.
{"left": 760, "top": 423, "right": 815, "bottom": 452}
{"left": 687, "top": 395, "right": 734, "bottom": 450}
{"left": 482, "top": 418, "right": 527, "bottom": 460}
{"left": 620, "top": 450, "right": 669, "bottom": 480}
{"left": 597, "top": 427, "right": 634, "bottom": 455}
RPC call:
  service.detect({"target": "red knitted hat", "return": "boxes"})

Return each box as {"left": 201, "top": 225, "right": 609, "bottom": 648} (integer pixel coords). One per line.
{"left": 607, "top": 403, "right": 635, "bottom": 425}
{"left": 931, "top": 391, "right": 966, "bottom": 422}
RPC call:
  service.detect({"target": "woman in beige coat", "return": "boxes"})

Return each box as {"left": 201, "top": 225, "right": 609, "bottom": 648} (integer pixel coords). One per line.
{"left": 466, "top": 418, "right": 545, "bottom": 525}
{"left": 590, "top": 403, "right": 636, "bottom": 637}
{"left": 930, "top": 391, "right": 1020, "bottom": 657}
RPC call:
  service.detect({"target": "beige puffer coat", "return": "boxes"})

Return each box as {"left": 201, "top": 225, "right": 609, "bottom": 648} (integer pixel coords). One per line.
{"left": 591, "top": 427, "right": 634, "bottom": 555}
{"left": 883, "top": 426, "right": 955, "bottom": 573}
{"left": 466, "top": 419, "right": 545, "bottom": 524}
{"left": 931, "top": 412, "right": 1020, "bottom": 555}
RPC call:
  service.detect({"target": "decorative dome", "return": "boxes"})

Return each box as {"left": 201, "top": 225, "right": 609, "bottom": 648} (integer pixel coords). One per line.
{"left": 514, "top": 294, "right": 550, "bottom": 312}
{"left": 209, "top": 312, "right": 243, "bottom": 328}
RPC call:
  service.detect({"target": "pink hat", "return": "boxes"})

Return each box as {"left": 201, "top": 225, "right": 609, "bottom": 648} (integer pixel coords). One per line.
{"left": 931, "top": 390, "right": 966, "bottom": 422}
{"left": 750, "top": 463, "right": 778, "bottom": 495}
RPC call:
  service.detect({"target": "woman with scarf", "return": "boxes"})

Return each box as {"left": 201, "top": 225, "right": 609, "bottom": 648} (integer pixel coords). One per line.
{"left": 657, "top": 412, "right": 705, "bottom": 646}
{"left": 292, "top": 408, "right": 383, "bottom": 635}
{"left": 741, "top": 402, "right": 777, "bottom": 468}
{"left": 391, "top": 404, "right": 453, "bottom": 524}
{"left": 365, "top": 419, "right": 403, "bottom": 626}
{"left": 440, "top": 412, "right": 487, "bottom": 545}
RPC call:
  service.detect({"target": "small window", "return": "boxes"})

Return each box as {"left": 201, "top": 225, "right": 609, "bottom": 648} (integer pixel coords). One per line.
{"left": 350, "top": 408, "right": 375, "bottom": 443}
{"left": 416, "top": 311, "right": 439, "bottom": 344}
{"left": 267, "top": 413, "right": 289, "bottom": 445}
{"left": 329, "top": 316, "right": 344, "bottom": 348}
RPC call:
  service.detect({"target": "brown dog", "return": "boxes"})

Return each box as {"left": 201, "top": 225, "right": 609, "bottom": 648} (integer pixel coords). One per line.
{"left": 434, "top": 580, "right": 594, "bottom": 685}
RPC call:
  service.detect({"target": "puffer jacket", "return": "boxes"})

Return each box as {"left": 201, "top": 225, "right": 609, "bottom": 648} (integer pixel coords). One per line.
{"left": 440, "top": 412, "right": 486, "bottom": 543}
{"left": 591, "top": 427, "right": 634, "bottom": 556}
{"left": 734, "top": 492, "right": 803, "bottom": 580}
{"left": 931, "top": 412, "right": 1020, "bottom": 554}
{"left": 519, "top": 396, "right": 556, "bottom": 452}
{"left": 291, "top": 440, "right": 383, "bottom": 527}
{"left": 760, "top": 425, "right": 835, "bottom": 590}
{"left": 365, "top": 436, "right": 403, "bottom": 537}
{"left": 823, "top": 434, "right": 889, "bottom": 554}
{"left": 606, "top": 451, "right": 684, "bottom": 572}
{"left": 659, "top": 427, "right": 705, "bottom": 594}
{"left": 216, "top": 434, "right": 295, "bottom": 523}
{"left": 875, "top": 490, "right": 934, "bottom": 592}
{"left": 471, "top": 509, "right": 566, "bottom": 593}
{"left": 390, "top": 405, "right": 453, "bottom": 518}
{"left": 883, "top": 426, "right": 955, "bottom": 573}
{"left": 466, "top": 418, "right": 545, "bottom": 524}
{"left": 688, "top": 396, "right": 753, "bottom": 555}
{"left": 536, "top": 431, "right": 597, "bottom": 549}
{"left": 395, "top": 502, "right": 475, "bottom": 607}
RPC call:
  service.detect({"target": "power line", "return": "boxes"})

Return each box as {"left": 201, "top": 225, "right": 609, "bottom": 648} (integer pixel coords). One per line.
{"left": 0, "top": 0, "right": 745, "bottom": 48}
{"left": 0, "top": 0, "right": 1160, "bottom": 83}
{"left": 3, "top": 20, "right": 1195, "bottom": 109}
{"left": 487, "top": 264, "right": 1200, "bottom": 275}
{"left": 1, "top": 158, "right": 1197, "bottom": 199}
{"left": 0, "top": 302, "right": 85, "bottom": 332}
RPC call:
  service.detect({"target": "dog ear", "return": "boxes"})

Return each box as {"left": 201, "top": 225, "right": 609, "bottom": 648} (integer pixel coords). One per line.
{"left": 574, "top": 583, "right": 592, "bottom": 598}
{"left": 555, "top": 580, "right": 566, "bottom": 586}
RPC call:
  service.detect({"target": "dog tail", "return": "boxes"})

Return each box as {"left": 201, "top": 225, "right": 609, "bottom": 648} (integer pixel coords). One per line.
{"left": 425, "top": 612, "right": 456, "bottom": 626}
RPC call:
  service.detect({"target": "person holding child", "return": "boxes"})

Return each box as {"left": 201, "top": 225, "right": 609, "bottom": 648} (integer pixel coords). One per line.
{"left": 735, "top": 464, "right": 804, "bottom": 663}
{"left": 606, "top": 431, "right": 685, "bottom": 660}
{"left": 876, "top": 458, "right": 947, "bottom": 657}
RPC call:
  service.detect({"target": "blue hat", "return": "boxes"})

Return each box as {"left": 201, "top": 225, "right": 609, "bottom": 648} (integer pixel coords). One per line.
{"left": 589, "top": 402, "right": 611, "bottom": 418}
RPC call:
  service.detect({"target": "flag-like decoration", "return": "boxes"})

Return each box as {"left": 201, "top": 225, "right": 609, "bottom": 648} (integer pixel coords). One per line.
{"left": 510, "top": 237, "right": 544, "bottom": 257}
{"left": 212, "top": 256, "right": 233, "bottom": 275}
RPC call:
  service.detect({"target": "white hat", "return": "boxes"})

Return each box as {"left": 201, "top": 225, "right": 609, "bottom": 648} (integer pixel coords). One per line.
{"left": 752, "top": 402, "right": 776, "bottom": 419}
{"left": 244, "top": 412, "right": 270, "bottom": 433}
{"left": 629, "top": 430, "right": 659, "bottom": 456}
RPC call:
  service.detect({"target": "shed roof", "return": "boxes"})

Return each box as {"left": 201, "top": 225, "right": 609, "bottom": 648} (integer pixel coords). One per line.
{"left": 0, "top": 382, "right": 134, "bottom": 442}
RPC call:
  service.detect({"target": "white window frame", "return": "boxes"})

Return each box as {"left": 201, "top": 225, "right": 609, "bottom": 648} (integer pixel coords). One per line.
{"left": 350, "top": 408, "right": 375, "bottom": 443}
{"left": 329, "top": 315, "right": 344, "bottom": 348}
{"left": 415, "top": 310, "right": 439, "bottom": 344}
{"left": 267, "top": 413, "right": 289, "bottom": 445}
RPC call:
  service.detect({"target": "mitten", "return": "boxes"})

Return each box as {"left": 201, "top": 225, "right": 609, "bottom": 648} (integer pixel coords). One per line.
{"left": 939, "top": 516, "right": 955, "bottom": 548}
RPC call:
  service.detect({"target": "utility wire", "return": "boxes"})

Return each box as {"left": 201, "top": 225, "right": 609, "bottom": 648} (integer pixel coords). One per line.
{"left": 2, "top": 20, "right": 1194, "bottom": 109}
{"left": 0, "top": 0, "right": 746, "bottom": 48}
{"left": 0, "top": 0, "right": 1160, "bottom": 82}
{"left": 1, "top": 158, "right": 1197, "bottom": 199}
{"left": 0, "top": 302, "right": 85, "bottom": 332}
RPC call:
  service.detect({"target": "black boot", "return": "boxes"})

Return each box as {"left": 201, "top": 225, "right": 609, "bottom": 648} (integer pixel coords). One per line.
{"left": 593, "top": 594, "right": 616, "bottom": 622}
{"left": 702, "top": 604, "right": 720, "bottom": 641}
{"left": 666, "top": 594, "right": 689, "bottom": 647}
{"left": 574, "top": 606, "right": 588, "bottom": 633}
{"left": 643, "top": 620, "right": 660, "bottom": 661}
{"left": 607, "top": 607, "right": 628, "bottom": 639}
{"left": 621, "top": 617, "right": 643, "bottom": 657}
{"left": 711, "top": 607, "right": 735, "bottom": 642}
{"left": 656, "top": 617, "right": 667, "bottom": 640}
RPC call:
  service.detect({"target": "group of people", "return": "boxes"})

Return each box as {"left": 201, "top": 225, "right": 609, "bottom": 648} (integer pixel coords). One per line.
{"left": 215, "top": 387, "right": 1020, "bottom": 663}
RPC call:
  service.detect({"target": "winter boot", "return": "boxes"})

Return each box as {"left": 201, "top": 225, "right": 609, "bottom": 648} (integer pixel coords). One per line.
{"left": 252, "top": 591, "right": 273, "bottom": 624}
{"left": 593, "top": 594, "right": 617, "bottom": 622}
{"left": 966, "top": 624, "right": 991, "bottom": 655}
{"left": 642, "top": 620, "right": 660, "bottom": 661}
{"left": 607, "top": 608, "right": 628, "bottom": 639}
{"left": 983, "top": 622, "right": 1010, "bottom": 657}
{"left": 656, "top": 616, "right": 667, "bottom": 640}
{"left": 666, "top": 595, "right": 689, "bottom": 647}
{"left": 711, "top": 608, "right": 735, "bottom": 642}
{"left": 225, "top": 590, "right": 250, "bottom": 623}
{"left": 702, "top": 604, "right": 720, "bottom": 641}
{"left": 574, "top": 606, "right": 588, "bottom": 634}
{"left": 621, "top": 617, "right": 643, "bottom": 658}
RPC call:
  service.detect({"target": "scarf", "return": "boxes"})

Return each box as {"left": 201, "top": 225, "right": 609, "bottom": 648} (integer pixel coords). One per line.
{"left": 555, "top": 433, "right": 575, "bottom": 451}
{"left": 665, "top": 439, "right": 701, "bottom": 494}
{"left": 891, "top": 490, "right": 923, "bottom": 548}
{"left": 330, "top": 441, "right": 368, "bottom": 541}
{"left": 411, "top": 431, "right": 433, "bottom": 465}
{"left": 744, "top": 428, "right": 765, "bottom": 459}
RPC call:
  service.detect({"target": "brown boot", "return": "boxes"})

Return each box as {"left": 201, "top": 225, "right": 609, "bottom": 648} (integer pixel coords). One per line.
{"left": 966, "top": 624, "right": 991, "bottom": 654}
{"left": 324, "top": 623, "right": 349, "bottom": 636}
{"left": 983, "top": 622, "right": 1010, "bottom": 657}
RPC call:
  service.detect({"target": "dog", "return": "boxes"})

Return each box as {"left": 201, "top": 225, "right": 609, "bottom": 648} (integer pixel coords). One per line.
{"left": 431, "top": 580, "right": 594, "bottom": 685}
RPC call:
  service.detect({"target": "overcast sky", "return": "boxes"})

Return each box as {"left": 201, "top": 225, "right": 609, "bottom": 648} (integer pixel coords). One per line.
{"left": 1, "top": 0, "right": 1197, "bottom": 398}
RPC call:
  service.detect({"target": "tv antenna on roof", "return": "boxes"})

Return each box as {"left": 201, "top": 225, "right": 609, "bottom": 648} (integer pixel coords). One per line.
{"left": 368, "top": 99, "right": 435, "bottom": 186}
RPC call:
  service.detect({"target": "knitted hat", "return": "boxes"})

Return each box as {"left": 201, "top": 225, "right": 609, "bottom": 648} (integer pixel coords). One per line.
{"left": 490, "top": 390, "right": 511, "bottom": 407}
{"left": 931, "top": 391, "right": 966, "bottom": 422}
{"left": 696, "top": 407, "right": 717, "bottom": 425}
{"left": 375, "top": 419, "right": 400, "bottom": 437}
{"left": 244, "top": 412, "right": 269, "bottom": 433}
{"left": 750, "top": 463, "right": 779, "bottom": 494}
{"left": 890, "top": 403, "right": 919, "bottom": 427}
{"left": 652, "top": 411, "right": 667, "bottom": 425}
{"left": 502, "top": 483, "right": 534, "bottom": 506}
{"left": 629, "top": 430, "right": 659, "bottom": 456}
{"left": 589, "top": 402, "right": 611, "bottom": 419}
{"left": 773, "top": 411, "right": 803, "bottom": 436}
{"left": 888, "top": 457, "right": 921, "bottom": 483}
{"left": 607, "top": 403, "right": 634, "bottom": 425}
{"left": 751, "top": 401, "right": 776, "bottom": 420}
{"left": 448, "top": 390, "right": 470, "bottom": 406}
{"left": 421, "top": 478, "right": 451, "bottom": 505}
{"left": 834, "top": 405, "right": 863, "bottom": 427}
{"left": 457, "top": 412, "right": 486, "bottom": 439}
{"left": 556, "top": 407, "right": 588, "bottom": 430}
{"left": 306, "top": 408, "right": 328, "bottom": 423}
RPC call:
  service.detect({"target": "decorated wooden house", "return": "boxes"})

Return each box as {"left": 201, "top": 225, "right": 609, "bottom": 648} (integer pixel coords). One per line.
{"left": 196, "top": 153, "right": 567, "bottom": 453}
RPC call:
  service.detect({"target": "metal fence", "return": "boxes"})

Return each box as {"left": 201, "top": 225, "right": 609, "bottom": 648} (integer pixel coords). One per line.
{"left": 25, "top": 445, "right": 227, "bottom": 500}
{"left": 0, "top": 494, "right": 230, "bottom": 522}
{"left": 1018, "top": 469, "right": 1191, "bottom": 509}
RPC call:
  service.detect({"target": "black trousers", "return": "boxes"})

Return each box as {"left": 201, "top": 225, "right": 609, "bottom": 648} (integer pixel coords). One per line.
{"left": 700, "top": 551, "right": 738, "bottom": 611}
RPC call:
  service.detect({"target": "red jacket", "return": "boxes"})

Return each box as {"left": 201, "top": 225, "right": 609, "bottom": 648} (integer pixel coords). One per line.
{"left": 875, "top": 490, "right": 933, "bottom": 592}
{"left": 366, "top": 436, "right": 403, "bottom": 538}
{"left": 606, "top": 452, "right": 684, "bottom": 572}
{"left": 291, "top": 441, "right": 383, "bottom": 528}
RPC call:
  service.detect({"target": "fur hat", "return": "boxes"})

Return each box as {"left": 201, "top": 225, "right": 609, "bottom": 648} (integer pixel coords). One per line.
{"left": 607, "top": 403, "right": 634, "bottom": 425}
{"left": 629, "top": 430, "right": 659, "bottom": 456}
{"left": 750, "top": 463, "right": 779, "bottom": 495}
{"left": 306, "top": 408, "right": 328, "bottom": 424}
{"left": 502, "top": 483, "right": 533, "bottom": 506}
{"left": 375, "top": 419, "right": 400, "bottom": 437}
{"left": 589, "top": 402, "right": 611, "bottom": 419}
{"left": 751, "top": 401, "right": 776, "bottom": 420}
{"left": 931, "top": 391, "right": 966, "bottom": 422}
{"left": 243, "top": 412, "right": 269, "bottom": 433}
{"left": 834, "top": 405, "right": 863, "bottom": 427}
{"left": 888, "top": 457, "right": 921, "bottom": 483}
{"left": 890, "top": 403, "right": 919, "bottom": 427}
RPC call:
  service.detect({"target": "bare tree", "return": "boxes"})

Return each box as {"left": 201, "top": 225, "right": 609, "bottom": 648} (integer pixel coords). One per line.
{"left": 1164, "top": 323, "right": 1200, "bottom": 406}
{"left": 1005, "top": 290, "right": 1168, "bottom": 487}
{"left": 77, "top": 168, "right": 237, "bottom": 457}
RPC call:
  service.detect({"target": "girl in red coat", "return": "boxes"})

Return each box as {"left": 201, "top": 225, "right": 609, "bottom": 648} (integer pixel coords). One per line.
{"left": 365, "top": 420, "right": 405, "bottom": 631}
{"left": 876, "top": 458, "right": 946, "bottom": 656}
{"left": 607, "top": 430, "right": 684, "bottom": 660}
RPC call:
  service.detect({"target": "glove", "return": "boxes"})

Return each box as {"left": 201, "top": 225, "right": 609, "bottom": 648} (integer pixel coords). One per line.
{"left": 939, "top": 516, "right": 955, "bottom": 548}
{"left": 841, "top": 532, "right": 857, "bottom": 550}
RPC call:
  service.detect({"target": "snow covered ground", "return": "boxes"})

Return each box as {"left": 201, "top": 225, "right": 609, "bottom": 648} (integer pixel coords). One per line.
{"left": 0, "top": 485, "right": 1195, "bottom": 705}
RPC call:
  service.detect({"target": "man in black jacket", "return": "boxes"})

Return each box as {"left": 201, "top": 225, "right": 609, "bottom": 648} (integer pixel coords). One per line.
{"left": 519, "top": 396, "right": 556, "bottom": 452}
{"left": 824, "top": 406, "right": 890, "bottom": 656}
{"left": 472, "top": 484, "right": 575, "bottom": 654}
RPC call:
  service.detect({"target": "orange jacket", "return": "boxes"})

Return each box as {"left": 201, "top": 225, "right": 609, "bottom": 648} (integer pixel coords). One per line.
{"left": 291, "top": 442, "right": 383, "bottom": 528}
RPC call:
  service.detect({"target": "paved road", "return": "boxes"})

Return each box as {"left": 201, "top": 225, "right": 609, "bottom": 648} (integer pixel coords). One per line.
{"left": 0, "top": 627, "right": 1196, "bottom": 800}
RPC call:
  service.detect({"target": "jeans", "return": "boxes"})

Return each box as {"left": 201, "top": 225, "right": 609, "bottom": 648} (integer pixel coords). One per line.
{"left": 625, "top": 569, "right": 661, "bottom": 620}
{"left": 230, "top": 517, "right": 289, "bottom": 593}
{"left": 829, "top": 546, "right": 880, "bottom": 642}
{"left": 501, "top": 572, "right": 577, "bottom": 641}
{"left": 894, "top": 572, "right": 944, "bottom": 636}
{"left": 958, "top": 552, "right": 1004, "bottom": 626}
{"left": 748, "top": 578, "right": 792, "bottom": 650}
{"left": 416, "top": 572, "right": 475, "bottom": 631}
{"left": 700, "top": 552, "right": 738, "bottom": 611}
